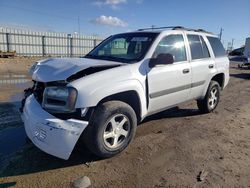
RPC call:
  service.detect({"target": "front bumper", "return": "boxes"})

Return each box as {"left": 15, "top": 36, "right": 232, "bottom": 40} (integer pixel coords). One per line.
{"left": 21, "top": 94, "right": 88, "bottom": 160}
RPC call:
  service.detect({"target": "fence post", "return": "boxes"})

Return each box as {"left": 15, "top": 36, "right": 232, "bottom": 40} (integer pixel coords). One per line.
{"left": 6, "top": 33, "right": 10, "bottom": 52}
{"left": 70, "top": 37, "right": 73, "bottom": 57}
{"left": 42, "top": 36, "right": 46, "bottom": 57}
{"left": 67, "top": 34, "right": 73, "bottom": 57}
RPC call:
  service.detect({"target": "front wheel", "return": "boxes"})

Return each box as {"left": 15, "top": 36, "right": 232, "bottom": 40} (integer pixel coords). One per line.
{"left": 82, "top": 101, "right": 137, "bottom": 158}
{"left": 197, "top": 81, "right": 221, "bottom": 113}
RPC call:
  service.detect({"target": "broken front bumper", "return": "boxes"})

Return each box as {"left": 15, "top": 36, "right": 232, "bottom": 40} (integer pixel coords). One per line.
{"left": 21, "top": 94, "right": 88, "bottom": 160}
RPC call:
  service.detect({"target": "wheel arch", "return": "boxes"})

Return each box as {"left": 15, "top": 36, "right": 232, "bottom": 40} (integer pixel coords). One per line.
{"left": 96, "top": 90, "right": 142, "bottom": 123}
{"left": 211, "top": 73, "right": 225, "bottom": 89}
{"left": 201, "top": 72, "right": 225, "bottom": 99}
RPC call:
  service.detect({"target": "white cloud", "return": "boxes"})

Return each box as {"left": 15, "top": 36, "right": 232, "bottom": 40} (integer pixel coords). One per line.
{"left": 92, "top": 0, "right": 144, "bottom": 9}
{"left": 106, "top": 0, "right": 127, "bottom": 5}
{"left": 93, "top": 0, "right": 127, "bottom": 9}
{"left": 91, "top": 15, "right": 128, "bottom": 27}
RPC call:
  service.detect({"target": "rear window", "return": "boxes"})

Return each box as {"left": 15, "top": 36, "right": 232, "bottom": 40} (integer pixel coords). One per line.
{"left": 187, "top": 35, "right": 210, "bottom": 60}
{"left": 207, "top": 36, "right": 226, "bottom": 57}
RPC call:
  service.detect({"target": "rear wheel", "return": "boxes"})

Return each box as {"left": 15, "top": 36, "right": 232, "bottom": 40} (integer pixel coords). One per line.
{"left": 82, "top": 101, "right": 137, "bottom": 158}
{"left": 197, "top": 81, "right": 220, "bottom": 113}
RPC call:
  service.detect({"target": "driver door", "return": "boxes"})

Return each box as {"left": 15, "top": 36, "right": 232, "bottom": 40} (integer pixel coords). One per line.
{"left": 147, "top": 34, "right": 192, "bottom": 114}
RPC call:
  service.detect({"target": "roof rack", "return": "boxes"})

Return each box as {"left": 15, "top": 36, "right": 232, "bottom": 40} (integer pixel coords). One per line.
{"left": 194, "top": 28, "right": 213, "bottom": 34}
{"left": 137, "top": 26, "right": 184, "bottom": 31}
{"left": 137, "top": 26, "right": 212, "bottom": 34}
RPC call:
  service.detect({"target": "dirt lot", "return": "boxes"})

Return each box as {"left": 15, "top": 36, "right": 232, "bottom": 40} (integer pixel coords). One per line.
{"left": 0, "top": 57, "right": 42, "bottom": 74}
{"left": 0, "top": 57, "right": 250, "bottom": 187}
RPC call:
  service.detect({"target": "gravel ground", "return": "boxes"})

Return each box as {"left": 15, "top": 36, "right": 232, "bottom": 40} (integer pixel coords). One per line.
{"left": 0, "top": 57, "right": 42, "bottom": 74}
{"left": 0, "top": 58, "right": 249, "bottom": 187}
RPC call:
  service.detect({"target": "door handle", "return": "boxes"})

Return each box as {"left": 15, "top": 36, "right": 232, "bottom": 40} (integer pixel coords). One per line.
{"left": 209, "top": 64, "right": 214, "bottom": 69}
{"left": 182, "top": 68, "right": 190, "bottom": 74}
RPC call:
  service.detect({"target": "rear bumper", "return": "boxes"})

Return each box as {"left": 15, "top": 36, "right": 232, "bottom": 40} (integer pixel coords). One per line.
{"left": 21, "top": 95, "right": 88, "bottom": 160}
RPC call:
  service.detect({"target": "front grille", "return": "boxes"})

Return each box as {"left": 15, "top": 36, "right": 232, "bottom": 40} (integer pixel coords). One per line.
{"left": 33, "top": 81, "right": 45, "bottom": 104}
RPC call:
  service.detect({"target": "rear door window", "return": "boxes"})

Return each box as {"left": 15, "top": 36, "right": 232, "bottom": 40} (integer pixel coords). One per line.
{"left": 200, "top": 36, "right": 210, "bottom": 58}
{"left": 207, "top": 36, "right": 226, "bottom": 57}
{"left": 187, "top": 34, "right": 210, "bottom": 60}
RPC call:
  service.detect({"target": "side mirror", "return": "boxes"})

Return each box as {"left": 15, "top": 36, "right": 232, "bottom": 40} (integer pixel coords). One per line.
{"left": 149, "top": 53, "right": 174, "bottom": 68}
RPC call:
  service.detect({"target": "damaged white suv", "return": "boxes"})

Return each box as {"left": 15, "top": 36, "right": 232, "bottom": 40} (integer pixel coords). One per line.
{"left": 21, "top": 26, "right": 229, "bottom": 160}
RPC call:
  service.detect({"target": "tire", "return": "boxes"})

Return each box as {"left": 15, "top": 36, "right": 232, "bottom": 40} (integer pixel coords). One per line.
{"left": 197, "top": 80, "right": 221, "bottom": 113}
{"left": 82, "top": 101, "right": 137, "bottom": 158}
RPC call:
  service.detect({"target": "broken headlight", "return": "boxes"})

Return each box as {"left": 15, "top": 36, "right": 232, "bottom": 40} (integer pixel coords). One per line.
{"left": 42, "top": 86, "right": 77, "bottom": 113}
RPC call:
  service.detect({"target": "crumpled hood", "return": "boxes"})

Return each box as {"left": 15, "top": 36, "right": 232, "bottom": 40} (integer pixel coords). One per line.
{"left": 32, "top": 58, "right": 123, "bottom": 82}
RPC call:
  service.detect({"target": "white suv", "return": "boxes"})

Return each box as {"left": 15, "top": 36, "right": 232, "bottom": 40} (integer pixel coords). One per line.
{"left": 21, "top": 26, "right": 229, "bottom": 160}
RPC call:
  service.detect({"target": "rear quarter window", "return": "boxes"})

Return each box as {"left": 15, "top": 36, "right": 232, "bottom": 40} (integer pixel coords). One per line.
{"left": 207, "top": 36, "right": 226, "bottom": 57}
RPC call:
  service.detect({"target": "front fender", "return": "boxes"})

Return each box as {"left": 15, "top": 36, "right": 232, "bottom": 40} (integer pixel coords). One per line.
{"left": 69, "top": 79, "right": 147, "bottom": 118}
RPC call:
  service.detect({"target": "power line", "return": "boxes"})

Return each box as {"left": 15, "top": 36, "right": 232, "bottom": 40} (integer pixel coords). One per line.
{"left": 0, "top": 4, "right": 83, "bottom": 34}
{"left": 0, "top": 4, "right": 77, "bottom": 21}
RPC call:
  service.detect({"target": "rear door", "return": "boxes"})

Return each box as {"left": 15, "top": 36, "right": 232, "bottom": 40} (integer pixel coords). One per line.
{"left": 147, "top": 33, "right": 192, "bottom": 114}
{"left": 206, "top": 36, "right": 229, "bottom": 88}
{"left": 186, "top": 33, "right": 216, "bottom": 99}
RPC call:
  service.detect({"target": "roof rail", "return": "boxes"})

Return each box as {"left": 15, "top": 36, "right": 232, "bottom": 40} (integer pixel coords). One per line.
{"left": 137, "top": 26, "right": 184, "bottom": 31}
{"left": 137, "top": 26, "right": 213, "bottom": 34}
{"left": 175, "top": 27, "right": 213, "bottom": 34}
{"left": 195, "top": 28, "right": 213, "bottom": 34}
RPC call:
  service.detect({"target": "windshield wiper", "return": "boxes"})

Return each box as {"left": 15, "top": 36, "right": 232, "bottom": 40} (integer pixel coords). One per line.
{"left": 85, "top": 54, "right": 131, "bottom": 63}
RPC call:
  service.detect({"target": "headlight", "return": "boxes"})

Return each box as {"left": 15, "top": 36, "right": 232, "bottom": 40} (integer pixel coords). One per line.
{"left": 42, "top": 87, "right": 77, "bottom": 113}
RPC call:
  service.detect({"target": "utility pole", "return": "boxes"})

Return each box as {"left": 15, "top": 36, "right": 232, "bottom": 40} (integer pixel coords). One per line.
{"left": 77, "top": 16, "right": 80, "bottom": 35}
{"left": 219, "top": 28, "right": 223, "bottom": 41}
{"left": 77, "top": 16, "right": 81, "bottom": 57}
{"left": 231, "top": 38, "right": 235, "bottom": 50}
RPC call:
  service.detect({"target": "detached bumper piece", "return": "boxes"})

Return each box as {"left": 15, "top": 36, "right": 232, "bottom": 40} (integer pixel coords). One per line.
{"left": 20, "top": 87, "right": 33, "bottom": 113}
{"left": 21, "top": 95, "right": 88, "bottom": 160}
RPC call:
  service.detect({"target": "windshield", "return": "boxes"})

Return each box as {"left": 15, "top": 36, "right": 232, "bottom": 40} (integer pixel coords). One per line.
{"left": 85, "top": 32, "right": 159, "bottom": 63}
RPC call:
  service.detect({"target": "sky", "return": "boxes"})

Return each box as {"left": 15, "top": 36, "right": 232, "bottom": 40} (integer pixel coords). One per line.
{"left": 0, "top": 0, "right": 249, "bottom": 48}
